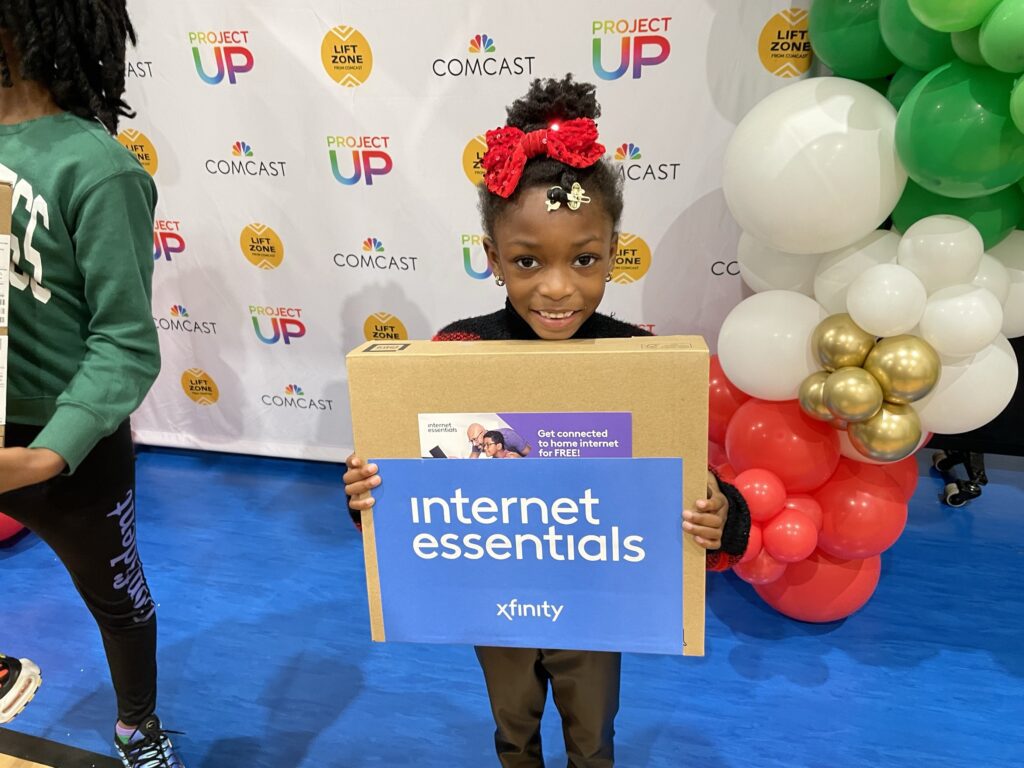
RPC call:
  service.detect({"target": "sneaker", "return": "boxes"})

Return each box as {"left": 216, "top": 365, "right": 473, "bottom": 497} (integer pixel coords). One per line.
{"left": 0, "top": 654, "right": 41, "bottom": 724}
{"left": 114, "top": 714, "right": 185, "bottom": 768}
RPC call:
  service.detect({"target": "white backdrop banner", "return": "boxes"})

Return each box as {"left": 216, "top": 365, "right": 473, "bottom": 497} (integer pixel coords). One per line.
{"left": 124, "top": 0, "right": 814, "bottom": 460}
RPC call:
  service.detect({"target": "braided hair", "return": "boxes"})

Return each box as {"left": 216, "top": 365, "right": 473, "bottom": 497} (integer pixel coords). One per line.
{"left": 0, "top": 0, "right": 137, "bottom": 134}
{"left": 479, "top": 74, "right": 624, "bottom": 237}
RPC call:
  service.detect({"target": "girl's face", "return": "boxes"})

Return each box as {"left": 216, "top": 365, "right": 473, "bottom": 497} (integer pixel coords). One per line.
{"left": 484, "top": 185, "right": 617, "bottom": 340}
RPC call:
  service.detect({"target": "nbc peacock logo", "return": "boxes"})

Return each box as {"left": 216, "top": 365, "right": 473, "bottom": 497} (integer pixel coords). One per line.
{"left": 462, "top": 134, "right": 488, "bottom": 185}
{"left": 117, "top": 129, "right": 158, "bottom": 176}
{"left": 262, "top": 383, "right": 334, "bottom": 411}
{"left": 363, "top": 312, "right": 408, "bottom": 341}
{"left": 321, "top": 26, "right": 373, "bottom": 86}
{"left": 610, "top": 140, "right": 680, "bottom": 182}
{"left": 333, "top": 236, "right": 418, "bottom": 271}
{"left": 610, "top": 233, "right": 652, "bottom": 284}
{"left": 240, "top": 223, "right": 285, "bottom": 270}
{"left": 181, "top": 368, "right": 219, "bottom": 405}
{"left": 468, "top": 34, "right": 495, "bottom": 54}
{"left": 758, "top": 8, "right": 812, "bottom": 78}
{"left": 207, "top": 141, "right": 286, "bottom": 177}
{"left": 170, "top": 304, "right": 189, "bottom": 318}
{"left": 614, "top": 143, "right": 641, "bottom": 161}
{"left": 433, "top": 33, "right": 535, "bottom": 77}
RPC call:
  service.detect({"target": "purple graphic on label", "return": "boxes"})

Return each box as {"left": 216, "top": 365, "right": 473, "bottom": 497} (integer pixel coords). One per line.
{"left": 498, "top": 412, "right": 632, "bottom": 458}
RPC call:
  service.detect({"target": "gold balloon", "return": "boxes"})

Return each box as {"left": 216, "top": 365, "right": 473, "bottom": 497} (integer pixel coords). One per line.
{"left": 823, "top": 367, "right": 884, "bottom": 423}
{"left": 798, "top": 371, "right": 833, "bottom": 422}
{"left": 863, "top": 335, "right": 941, "bottom": 404}
{"left": 812, "top": 313, "right": 876, "bottom": 371}
{"left": 848, "top": 403, "right": 922, "bottom": 462}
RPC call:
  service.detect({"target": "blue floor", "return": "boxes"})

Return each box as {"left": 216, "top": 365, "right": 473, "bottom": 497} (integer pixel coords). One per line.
{"left": 3, "top": 448, "right": 1022, "bottom": 767}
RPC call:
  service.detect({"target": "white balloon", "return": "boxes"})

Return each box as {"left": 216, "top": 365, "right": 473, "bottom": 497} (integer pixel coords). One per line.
{"left": 988, "top": 230, "right": 1024, "bottom": 339}
{"left": 717, "top": 290, "right": 827, "bottom": 401}
{"left": 896, "top": 216, "right": 984, "bottom": 294}
{"left": 737, "top": 232, "right": 820, "bottom": 296}
{"left": 919, "top": 285, "right": 1004, "bottom": 358}
{"left": 722, "top": 78, "right": 907, "bottom": 255}
{"left": 846, "top": 263, "right": 928, "bottom": 337}
{"left": 915, "top": 335, "right": 1019, "bottom": 435}
{"left": 813, "top": 230, "right": 900, "bottom": 314}
{"left": 971, "top": 253, "right": 1011, "bottom": 305}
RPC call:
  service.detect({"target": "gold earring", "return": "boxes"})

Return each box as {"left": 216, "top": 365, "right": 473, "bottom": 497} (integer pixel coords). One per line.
{"left": 605, "top": 273, "right": 612, "bottom": 283}
{"left": 495, "top": 275, "right": 506, "bottom": 287}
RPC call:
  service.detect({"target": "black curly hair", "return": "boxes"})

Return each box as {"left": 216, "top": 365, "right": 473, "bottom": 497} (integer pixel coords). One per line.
{"left": 0, "top": 0, "right": 137, "bottom": 134}
{"left": 479, "top": 74, "right": 624, "bottom": 237}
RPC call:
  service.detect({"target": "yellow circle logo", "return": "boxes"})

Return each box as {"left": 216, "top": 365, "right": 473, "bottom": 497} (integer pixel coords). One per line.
{"left": 321, "top": 26, "right": 373, "bottom": 86}
{"left": 181, "top": 368, "right": 219, "bottom": 405}
{"left": 240, "top": 223, "right": 284, "bottom": 270}
{"left": 462, "top": 135, "right": 487, "bottom": 185}
{"left": 610, "top": 233, "right": 652, "bottom": 285}
{"left": 758, "top": 8, "right": 813, "bottom": 78}
{"left": 363, "top": 313, "right": 408, "bottom": 341}
{"left": 117, "top": 129, "right": 159, "bottom": 175}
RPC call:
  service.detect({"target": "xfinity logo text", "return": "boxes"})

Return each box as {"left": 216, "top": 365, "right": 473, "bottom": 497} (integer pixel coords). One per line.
{"left": 496, "top": 599, "right": 564, "bottom": 623}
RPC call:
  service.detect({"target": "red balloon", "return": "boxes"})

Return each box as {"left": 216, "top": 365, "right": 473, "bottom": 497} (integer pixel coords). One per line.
{"left": 814, "top": 462, "right": 909, "bottom": 559}
{"left": 734, "top": 468, "right": 787, "bottom": 523}
{"left": 734, "top": 547, "right": 787, "bottom": 585}
{"left": 716, "top": 462, "right": 738, "bottom": 484}
{"left": 740, "top": 523, "right": 763, "bottom": 564}
{"left": 0, "top": 512, "right": 24, "bottom": 543}
{"left": 755, "top": 551, "right": 881, "bottom": 623}
{"left": 763, "top": 509, "right": 818, "bottom": 563}
{"left": 725, "top": 399, "right": 840, "bottom": 493}
{"left": 785, "top": 495, "right": 823, "bottom": 531}
{"left": 708, "top": 441, "right": 729, "bottom": 471}
{"left": 841, "top": 455, "right": 919, "bottom": 503}
{"left": 709, "top": 354, "right": 751, "bottom": 445}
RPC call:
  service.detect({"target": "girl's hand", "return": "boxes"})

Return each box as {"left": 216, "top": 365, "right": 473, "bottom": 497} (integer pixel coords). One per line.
{"left": 682, "top": 470, "right": 730, "bottom": 550}
{"left": 344, "top": 454, "right": 380, "bottom": 512}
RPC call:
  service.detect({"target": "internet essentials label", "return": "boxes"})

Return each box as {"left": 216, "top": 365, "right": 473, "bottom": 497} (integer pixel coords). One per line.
{"left": 372, "top": 457, "right": 684, "bottom": 654}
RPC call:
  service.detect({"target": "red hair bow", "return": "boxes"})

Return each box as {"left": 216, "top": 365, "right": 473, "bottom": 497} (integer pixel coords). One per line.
{"left": 481, "top": 117, "right": 606, "bottom": 198}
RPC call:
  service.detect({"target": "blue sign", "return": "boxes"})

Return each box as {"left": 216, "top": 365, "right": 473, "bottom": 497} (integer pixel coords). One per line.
{"left": 371, "top": 457, "right": 684, "bottom": 654}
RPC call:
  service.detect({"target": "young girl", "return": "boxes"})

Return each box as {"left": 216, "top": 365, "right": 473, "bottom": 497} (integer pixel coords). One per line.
{"left": 344, "top": 75, "right": 751, "bottom": 767}
{"left": 0, "top": 3, "right": 184, "bottom": 766}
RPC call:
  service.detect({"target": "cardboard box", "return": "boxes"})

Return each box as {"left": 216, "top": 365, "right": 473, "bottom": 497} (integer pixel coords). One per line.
{"left": 0, "top": 182, "right": 11, "bottom": 447}
{"left": 347, "top": 335, "right": 711, "bottom": 655}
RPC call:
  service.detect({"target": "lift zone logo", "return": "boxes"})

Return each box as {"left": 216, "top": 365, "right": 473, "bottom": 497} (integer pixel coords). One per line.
{"left": 371, "top": 457, "right": 685, "bottom": 653}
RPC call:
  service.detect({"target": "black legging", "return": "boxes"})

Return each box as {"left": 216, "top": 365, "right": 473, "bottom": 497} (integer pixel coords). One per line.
{"left": 1, "top": 421, "right": 157, "bottom": 724}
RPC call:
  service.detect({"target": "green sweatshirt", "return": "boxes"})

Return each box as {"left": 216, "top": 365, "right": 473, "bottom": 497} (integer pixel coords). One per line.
{"left": 0, "top": 113, "right": 159, "bottom": 473}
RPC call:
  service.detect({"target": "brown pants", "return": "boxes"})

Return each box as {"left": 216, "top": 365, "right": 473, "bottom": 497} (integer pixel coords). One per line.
{"left": 475, "top": 646, "right": 621, "bottom": 767}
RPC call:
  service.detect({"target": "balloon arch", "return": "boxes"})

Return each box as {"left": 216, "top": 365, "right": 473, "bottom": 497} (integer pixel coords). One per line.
{"left": 712, "top": 0, "right": 1022, "bottom": 622}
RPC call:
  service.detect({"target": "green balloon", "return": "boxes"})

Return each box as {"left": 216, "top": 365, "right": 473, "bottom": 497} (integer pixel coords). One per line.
{"left": 810, "top": 0, "right": 901, "bottom": 78}
{"left": 880, "top": 0, "right": 957, "bottom": 69}
{"left": 1012, "top": 76, "right": 1024, "bottom": 133}
{"left": 891, "top": 179, "right": 1024, "bottom": 247}
{"left": 980, "top": 0, "right": 1024, "bottom": 74}
{"left": 908, "top": 0, "right": 1003, "bottom": 31}
{"left": 887, "top": 64, "right": 930, "bottom": 108}
{"left": 860, "top": 76, "right": 893, "bottom": 96}
{"left": 951, "top": 26, "right": 988, "bottom": 63}
{"left": 896, "top": 60, "right": 1024, "bottom": 197}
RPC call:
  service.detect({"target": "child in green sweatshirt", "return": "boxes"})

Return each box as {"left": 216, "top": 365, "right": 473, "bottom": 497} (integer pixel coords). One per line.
{"left": 0, "top": 3, "right": 184, "bottom": 766}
